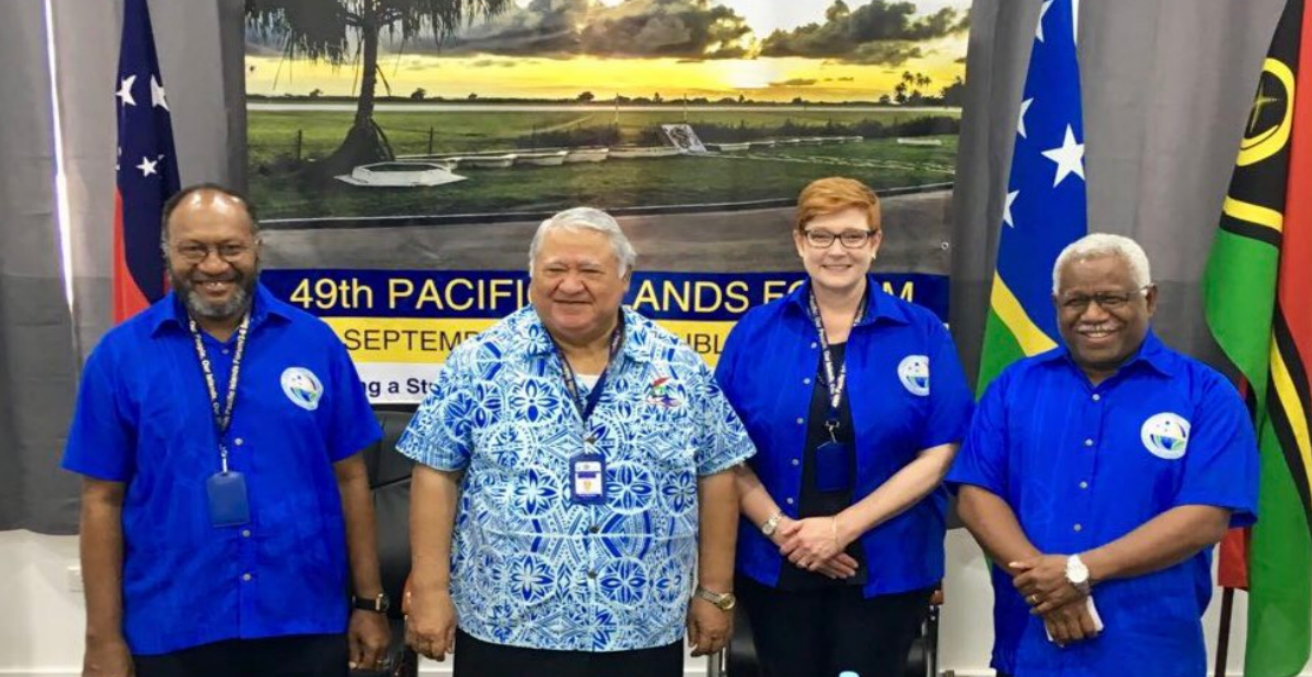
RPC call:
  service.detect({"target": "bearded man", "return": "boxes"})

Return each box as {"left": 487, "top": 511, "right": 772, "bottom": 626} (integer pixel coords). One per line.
{"left": 63, "top": 185, "right": 390, "bottom": 677}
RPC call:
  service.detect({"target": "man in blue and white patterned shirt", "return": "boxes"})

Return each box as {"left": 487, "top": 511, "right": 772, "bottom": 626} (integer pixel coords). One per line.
{"left": 399, "top": 207, "right": 756, "bottom": 677}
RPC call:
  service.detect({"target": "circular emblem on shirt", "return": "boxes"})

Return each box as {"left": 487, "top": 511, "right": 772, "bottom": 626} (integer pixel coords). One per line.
{"left": 281, "top": 367, "right": 324, "bottom": 411}
{"left": 1141, "top": 412, "right": 1190, "bottom": 460}
{"left": 897, "top": 355, "right": 931, "bottom": 397}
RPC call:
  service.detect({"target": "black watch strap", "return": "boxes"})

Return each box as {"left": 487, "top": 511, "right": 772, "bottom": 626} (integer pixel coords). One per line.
{"left": 352, "top": 592, "right": 390, "bottom": 613}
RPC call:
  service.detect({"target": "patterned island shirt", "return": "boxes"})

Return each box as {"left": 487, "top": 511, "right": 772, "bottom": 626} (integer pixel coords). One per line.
{"left": 398, "top": 306, "right": 755, "bottom": 652}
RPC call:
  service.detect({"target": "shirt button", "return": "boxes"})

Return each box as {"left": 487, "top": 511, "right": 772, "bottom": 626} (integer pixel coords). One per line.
{"left": 796, "top": 418, "right": 805, "bottom": 425}
{"left": 588, "top": 570, "right": 598, "bottom": 579}
{"left": 234, "top": 438, "right": 244, "bottom": 447}
{"left": 242, "top": 573, "right": 252, "bottom": 582}
{"left": 803, "top": 378, "right": 812, "bottom": 385}
{"left": 1084, "top": 438, "right": 1094, "bottom": 447}
{"left": 589, "top": 525, "right": 600, "bottom": 534}
{"left": 1092, "top": 394, "right": 1101, "bottom": 402}
{"left": 1079, "top": 481, "right": 1089, "bottom": 490}
{"left": 241, "top": 529, "right": 251, "bottom": 537}
{"left": 1073, "top": 524, "right": 1083, "bottom": 532}
{"left": 785, "top": 498, "right": 795, "bottom": 505}
{"left": 792, "top": 459, "right": 800, "bottom": 467}
{"left": 810, "top": 342, "right": 818, "bottom": 350}
{"left": 222, "top": 349, "right": 230, "bottom": 356}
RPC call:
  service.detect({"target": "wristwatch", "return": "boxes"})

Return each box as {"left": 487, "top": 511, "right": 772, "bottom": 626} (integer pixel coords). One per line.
{"left": 352, "top": 592, "right": 391, "bottom": 614}
{"left": 694, "top": 586, "right": 737, "bottom": 611}
{"left": 1065, "top": 555, "right": 1092, "bottom": 595}
{"left": 761, "top": 511, "right": 784, "bottom": 537}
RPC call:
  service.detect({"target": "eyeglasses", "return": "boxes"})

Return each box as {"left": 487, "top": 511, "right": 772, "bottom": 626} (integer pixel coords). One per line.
{"left": 804, "top": 230, "right": 877, "bottom": 249}
{"left": 1058, "top": 286, "right": 1151, "bottom": 312}
{"left": 173, "top": 242, "right": 252, "bottom": 263}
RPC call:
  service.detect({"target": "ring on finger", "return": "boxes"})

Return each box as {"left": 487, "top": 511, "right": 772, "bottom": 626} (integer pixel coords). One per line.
{"left": 1029, "top": 594, "right": 1040, "bottom": 605}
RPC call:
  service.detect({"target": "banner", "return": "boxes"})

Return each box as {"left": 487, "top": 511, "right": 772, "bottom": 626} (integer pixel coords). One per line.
{"left": 243, "top": 0, "right": 973, "bottom": 402}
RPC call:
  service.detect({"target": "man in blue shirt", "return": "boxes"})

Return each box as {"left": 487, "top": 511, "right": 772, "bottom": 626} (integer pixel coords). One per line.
{"left": 399, "top": 207, "right": 755, "bottom": 677}
{"left": 948, "top": 233, "right": 1259, "bottom": 677}
{"left": 63, "top": 185, "right": 389, "bottom": 677}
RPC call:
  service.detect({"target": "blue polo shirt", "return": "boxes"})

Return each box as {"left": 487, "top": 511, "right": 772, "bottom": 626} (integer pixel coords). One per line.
{"left": 62, "top": 284, "right": 381, "bottom": 656}
{"left": 715, "top": 277, "right": 974, "bottom": 597}
{"left": 947, "top": 332, "right": 1258, "bottom": 677}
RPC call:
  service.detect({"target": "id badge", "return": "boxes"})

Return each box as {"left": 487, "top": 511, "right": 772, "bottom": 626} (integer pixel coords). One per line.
{"left": 206, "top": 471, "right": 251, "bottom": 527}
{"left": 814, "top": 441, "right": 853, "bottom": 493}
{"left": 571, "top": 454, "right": 606, "bottom": 505}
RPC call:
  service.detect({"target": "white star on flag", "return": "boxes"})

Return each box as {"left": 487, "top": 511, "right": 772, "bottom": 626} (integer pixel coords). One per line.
{"left": 150, "top": 76, "right": 169, "bottom": 110}
{"left": 1036, "top": 1, "right": 1054, "bottom": 42}
{"left": 116, "top": 75, "right": 137, "bottom": 107}
{"left": 1041, "top": 125, "right": 1086, "bottom": 187}
{"left": 136, "top": 156, "right": 158, "bottom": 177}
{"left": 1004, "top": 190, "right": 1020, "bottom": 227}
{"left": 1018, "top": 98, "right": 1034, "bottom": 139}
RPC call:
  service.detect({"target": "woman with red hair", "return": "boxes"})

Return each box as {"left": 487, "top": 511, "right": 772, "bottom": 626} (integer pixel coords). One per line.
{"left": 715, "top": 177, "right": 974, "bottom": 677}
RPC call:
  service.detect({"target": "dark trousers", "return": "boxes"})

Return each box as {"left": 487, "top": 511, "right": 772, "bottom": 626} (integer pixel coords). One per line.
{"left": 134, "top": 633, "right": 348, "bottom": 677}
{"left": 737, "top": 575, "right": 932, "bottom": 677}
{"left": 452, "top": 628, "right": 683, "bottom": 677}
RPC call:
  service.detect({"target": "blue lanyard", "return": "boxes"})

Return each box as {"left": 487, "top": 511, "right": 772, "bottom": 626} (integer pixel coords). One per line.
{"left": 188, "top": 313, "right": 250, "bottom": 473}
{"left": 553, "top": 314, "right": 625, "bottom": 430}
{"left": 807, "top": 288, "right": 867, "bottom": 416}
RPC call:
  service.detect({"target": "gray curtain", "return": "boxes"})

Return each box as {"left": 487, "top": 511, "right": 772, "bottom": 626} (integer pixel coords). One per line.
{"left": 0, "top": 1, "right": 81, "bottom": 533}
{"left": 0, "top": 0, "right": 242, "bottom": 533}
{"left": 950, "top": 0, "right": 1287, "bottom": 380}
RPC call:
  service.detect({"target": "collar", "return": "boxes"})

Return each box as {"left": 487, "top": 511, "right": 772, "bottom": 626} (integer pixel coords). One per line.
{"left": 1040, "top": 328, "right": 1176, "bottom": 379}
{"left": 523, "top": 305, "right": 654, "bottom": 364}
{"left": 784, "top": 275, "right": 909, "bottom": 328}
{"left": 149, "top": 282, "right": 290, "bottom": 337}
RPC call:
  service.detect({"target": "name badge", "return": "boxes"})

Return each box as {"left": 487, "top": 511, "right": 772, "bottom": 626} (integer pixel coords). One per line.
{"left": 571, "top": 454, "right": 606, "bottom": 505}
{"left": 207, "top": 471, "right": 251, "bottom": 527}
{"left": 814, "top": 440, "right": 853, "bottom": 493}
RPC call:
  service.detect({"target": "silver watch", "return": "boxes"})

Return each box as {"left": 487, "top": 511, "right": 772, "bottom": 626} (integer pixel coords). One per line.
{"left": 1066, "top": 554, "right": 1092, "bottom": 595}
{"left": 761, "top": 511, "right": 784, "bottom": 537}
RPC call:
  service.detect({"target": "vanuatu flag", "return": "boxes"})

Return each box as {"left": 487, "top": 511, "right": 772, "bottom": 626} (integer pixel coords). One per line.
{"left": 1203, "top": 0, "right": 1312, "bottom": 674}
{"left": 976, "top": 0, "right": 1087, "bottom": 392}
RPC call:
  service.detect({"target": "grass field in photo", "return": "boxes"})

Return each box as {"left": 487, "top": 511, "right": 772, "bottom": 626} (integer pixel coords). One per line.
{"left": 247, "top": 108, "right": 961, "bottom": 222}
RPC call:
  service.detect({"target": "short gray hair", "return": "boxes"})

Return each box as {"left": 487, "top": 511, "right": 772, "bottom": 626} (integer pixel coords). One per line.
{"left": 529, "top": 207, "right": 638, "bottom": 276}
{"left": 1052, "top": 233, "right": 1152, "bottom": 293}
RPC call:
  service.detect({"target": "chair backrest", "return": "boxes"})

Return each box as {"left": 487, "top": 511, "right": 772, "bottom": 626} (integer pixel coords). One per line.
{"left": 362, "top": 407, "right": 417, "bottom": 621}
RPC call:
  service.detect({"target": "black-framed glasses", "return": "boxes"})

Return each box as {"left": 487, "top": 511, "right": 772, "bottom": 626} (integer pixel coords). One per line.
{"left": 1058, "top": 285, "right": 1151, "bottom": 312}
{"left": 173, "top": 242, "right": 252, "bottom": 263}
{"left": 804, "top": 229, "right": 876, "bottom": 249}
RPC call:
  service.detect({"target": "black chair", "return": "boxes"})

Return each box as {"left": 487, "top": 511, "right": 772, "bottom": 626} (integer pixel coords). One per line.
{"left": 351, "top": 407, "right": 419, "bottom": 677}
{"left": 721, "top": 586, "right": 942, "bottom": 677}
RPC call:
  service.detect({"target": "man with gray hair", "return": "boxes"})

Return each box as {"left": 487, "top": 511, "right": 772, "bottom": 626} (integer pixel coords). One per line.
{"left": 947, "top": 233, "right": 1258, "bottom": 677}
{"left": 400, "top": 207, "right": 755, "bottom": 677}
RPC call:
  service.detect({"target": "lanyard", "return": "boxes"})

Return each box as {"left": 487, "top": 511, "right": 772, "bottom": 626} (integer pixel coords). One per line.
{"left": 189, "top": 313, "right": 250, "bottom": 473}
{"left": 808, "top": 288, "right": 867, "bottom": 416}
{"left": 553, "top": 314, "right": 625, "bottom": 435}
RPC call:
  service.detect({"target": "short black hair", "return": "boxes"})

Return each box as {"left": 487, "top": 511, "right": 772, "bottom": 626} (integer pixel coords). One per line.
{"left": 160, "top": 183, "right": 260, "bottom": 242}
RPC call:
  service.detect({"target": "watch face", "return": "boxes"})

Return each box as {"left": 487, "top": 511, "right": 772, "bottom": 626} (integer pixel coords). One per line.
{"left": 719, "top": 595, "right": 736, "bottom": 611}
{"left": 1067, "top": 559, "right": 1089, "bottom": 585}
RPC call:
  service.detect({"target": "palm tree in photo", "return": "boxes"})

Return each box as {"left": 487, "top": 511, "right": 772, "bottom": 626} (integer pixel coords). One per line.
{"left": 246, "top": 0, "right": 512, "bottom": 177}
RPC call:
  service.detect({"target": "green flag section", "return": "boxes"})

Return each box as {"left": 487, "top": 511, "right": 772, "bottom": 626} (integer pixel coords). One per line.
{"left": 976, "top": 0, "right": 1086, "bottom": 393}
{"left": 1203, "top": 0, "right": 1312, "bottom": 675}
